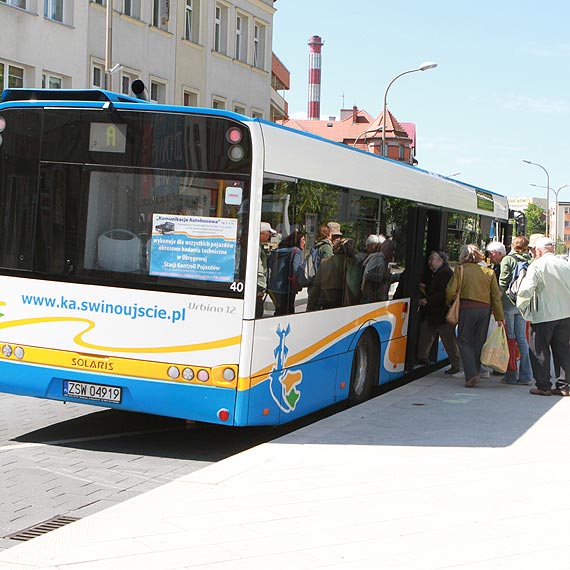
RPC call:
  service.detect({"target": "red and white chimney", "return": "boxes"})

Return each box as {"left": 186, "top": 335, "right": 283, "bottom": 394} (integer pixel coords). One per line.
{"left": 307, "top": 35, "right": 324, "bottom": 120}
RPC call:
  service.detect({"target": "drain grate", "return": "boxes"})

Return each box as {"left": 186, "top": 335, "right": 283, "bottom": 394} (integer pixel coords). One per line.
{"left": 5, "top": 515, "right": 80, "bottom": 541}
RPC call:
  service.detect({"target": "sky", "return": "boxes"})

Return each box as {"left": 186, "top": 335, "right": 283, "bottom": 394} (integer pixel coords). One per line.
{"left": 272, "top": 0, "right": 570, "bottom": 202}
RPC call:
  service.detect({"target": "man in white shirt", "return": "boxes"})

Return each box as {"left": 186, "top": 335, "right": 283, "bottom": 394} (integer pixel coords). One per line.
{"left": 517, "top": 237, "right": 570, "bottom": 396}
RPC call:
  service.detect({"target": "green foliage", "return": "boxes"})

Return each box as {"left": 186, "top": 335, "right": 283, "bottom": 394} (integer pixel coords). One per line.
{"left": 279, "top": 180, "right": 340, "bottom": 227}
{"left": 525, "top": 203, "right": 546, "bottom": 235}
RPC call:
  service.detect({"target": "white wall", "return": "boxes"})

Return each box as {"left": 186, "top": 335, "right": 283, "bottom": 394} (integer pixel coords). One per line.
{"left": 0, "top": 0, "right": 274, "bottom": 114}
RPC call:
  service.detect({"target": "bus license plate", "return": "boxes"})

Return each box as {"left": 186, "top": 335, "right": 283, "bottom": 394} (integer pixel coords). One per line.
{"left": 63, "top": 381, "right": 122, "bottom": 404}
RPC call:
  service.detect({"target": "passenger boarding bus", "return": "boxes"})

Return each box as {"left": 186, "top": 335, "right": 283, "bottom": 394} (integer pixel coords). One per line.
{"left": 0, "top": 89, "right": 510, "bottom": 426}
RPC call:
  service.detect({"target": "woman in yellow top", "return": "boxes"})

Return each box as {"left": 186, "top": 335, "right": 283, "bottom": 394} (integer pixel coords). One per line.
{"left": 446, "top": 244, "right": 506, "bottom": 388}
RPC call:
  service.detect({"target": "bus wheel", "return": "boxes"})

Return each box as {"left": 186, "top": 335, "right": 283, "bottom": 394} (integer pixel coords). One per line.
{"left": 349, "top": 330, "right": 378, "bottom": 406}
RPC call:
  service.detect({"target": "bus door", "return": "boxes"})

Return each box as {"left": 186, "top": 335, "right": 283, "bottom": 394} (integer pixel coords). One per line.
{"left": 401, "top": 206, "right": 447, "bottom": 371}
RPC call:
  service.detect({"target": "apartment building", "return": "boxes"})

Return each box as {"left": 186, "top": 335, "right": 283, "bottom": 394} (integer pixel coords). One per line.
{"left": 0, "top": 0, "right": 275, "bottom": 118}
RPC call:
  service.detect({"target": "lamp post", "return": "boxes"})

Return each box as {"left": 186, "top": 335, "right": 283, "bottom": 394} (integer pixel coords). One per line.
{"left": 523, "top": 159, "right": 550, "bottom": 238}
{"left": 105, "top": 0, "right": 114, "bottom": 90}
{"left": 382, "top": 62, "right": 438, "bottom": 158}
{"left": 530, "top": 183, "right": 569, "bottom": 244}
{"left": 352, "top": 125, "right": 383, "bottom": 149}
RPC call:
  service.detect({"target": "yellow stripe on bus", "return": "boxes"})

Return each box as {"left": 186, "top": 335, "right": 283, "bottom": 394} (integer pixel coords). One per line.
{"left": 0, "top": 317, "right": 241, "bottom": 353}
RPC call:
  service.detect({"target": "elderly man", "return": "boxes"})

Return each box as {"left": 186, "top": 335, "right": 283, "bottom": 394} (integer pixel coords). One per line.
{"left": 416, "top": 251, "right": 461, "bottom": 374}
{"left": 517, "top": 237, "right": 570, "bottom": 396}
{"left": 486, "top": 241, "right": 506, "bottom": 282}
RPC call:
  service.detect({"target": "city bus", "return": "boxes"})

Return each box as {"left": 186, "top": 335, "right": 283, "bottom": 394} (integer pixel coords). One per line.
{"left": 0, "top": 88, "right": 510, "bottom": 426}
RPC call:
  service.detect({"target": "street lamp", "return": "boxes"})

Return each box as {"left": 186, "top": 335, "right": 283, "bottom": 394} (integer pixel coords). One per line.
{"left": 523, "top": 159, "right": 550, "bottom": 238}
{"left": 530, "top": 183, "right": 569, "bottom": 244}
{"left": 382, "top": 62, "right": 438, "bottom": 158}
{"left": 352, "top": 125, "right": 383, "bottom": 149}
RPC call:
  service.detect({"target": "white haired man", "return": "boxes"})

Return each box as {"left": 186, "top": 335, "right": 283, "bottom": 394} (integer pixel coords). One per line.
{"left": 486, "top": 241, "right": 506, "bottom": 282}
{"left": 517, "top": 237, "right": 570, "bottom": 396}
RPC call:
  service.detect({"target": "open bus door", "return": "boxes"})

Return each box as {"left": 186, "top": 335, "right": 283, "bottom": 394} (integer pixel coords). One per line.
{"left": 401, "top": 206, "right": 448, "bottom": 372}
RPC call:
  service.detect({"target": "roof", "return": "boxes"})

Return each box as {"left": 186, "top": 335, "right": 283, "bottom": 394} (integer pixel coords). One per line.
{"left": 278, "top": 108, "right": 414, "bottom": 147}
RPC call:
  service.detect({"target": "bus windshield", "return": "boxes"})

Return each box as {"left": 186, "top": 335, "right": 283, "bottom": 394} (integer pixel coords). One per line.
{"left": 0, "top": 106, "right": 252, "bottom": 297}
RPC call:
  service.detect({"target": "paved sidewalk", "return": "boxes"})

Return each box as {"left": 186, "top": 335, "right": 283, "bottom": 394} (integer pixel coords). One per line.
{"left": 1, "top": 370, "right": 569, "bottom": 570}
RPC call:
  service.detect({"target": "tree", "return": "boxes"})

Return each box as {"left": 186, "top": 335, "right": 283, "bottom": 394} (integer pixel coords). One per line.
{"left": 525, "top": 203, "right": 546, "bottom": 235}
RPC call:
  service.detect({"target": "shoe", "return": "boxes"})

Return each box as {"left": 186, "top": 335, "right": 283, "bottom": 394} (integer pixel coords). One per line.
{"left": 416, "top": 359, "right": 430, "bottom": 366}
{"left": 479, "top": 371, "right": 491, "bottom": 379}
{"left": 492, "top": 370, "right": 504, "bottom": 376}
{"left": 551, "top": 388, "right": 570, "bottom": 396}
{"left": 465, "top": 375, "right": 479, "bottom": 388}
{"left": 444, "top": 366, "right": 460, "bottom": 375}
{"left": 452, "top": 371, "right": 465, "bottom": 379}
{"left": 515, "top": 380, "right": 532, "bottom": 386}
{"left": 500, "top": 378, "right": 517, "bottom": 385}
{"left": 529, "top": 388, "right": 552, "bottom": 396}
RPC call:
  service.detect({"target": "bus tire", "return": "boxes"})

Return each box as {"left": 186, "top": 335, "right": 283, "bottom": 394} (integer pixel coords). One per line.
{"left": 348, "top": 330, "right": 378, "bottom": 406}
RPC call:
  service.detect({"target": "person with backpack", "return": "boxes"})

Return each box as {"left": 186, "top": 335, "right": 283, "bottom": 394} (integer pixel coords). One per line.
{"left": 498, "top": 235, "right": 533, "bottom": 385}
{"left": 267, "top": 230, "right": 305, "bottom": 316}
{"left": 298, "top": 224, "right": 334, "bottom": 291}
{"left": 307, "top": 238, "right": 361, "bottom": 311}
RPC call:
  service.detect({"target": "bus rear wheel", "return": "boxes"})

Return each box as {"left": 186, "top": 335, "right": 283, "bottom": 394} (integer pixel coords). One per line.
{"left": 349, "top": 330, "right": 378, "bottom": 405}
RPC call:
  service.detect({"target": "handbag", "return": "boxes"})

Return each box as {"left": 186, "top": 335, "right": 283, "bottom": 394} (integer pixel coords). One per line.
{"left": 445, "top": 265, "right": 463, "bottom": 326}
{"left": 481, "top": 325, "right": 509, "bottom": 373}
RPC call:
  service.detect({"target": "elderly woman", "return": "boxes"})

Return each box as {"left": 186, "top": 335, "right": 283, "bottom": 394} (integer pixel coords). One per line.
{"left": 446, "top": 244, "right": 505, "bottom": 387}
{"left": 498, "top": 235, "right": 532, "bottom": 385}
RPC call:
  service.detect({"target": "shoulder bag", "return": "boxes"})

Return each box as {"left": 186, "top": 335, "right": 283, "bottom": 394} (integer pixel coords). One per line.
{"left": 445, "top": 265, "right": 463, "bottom": 326}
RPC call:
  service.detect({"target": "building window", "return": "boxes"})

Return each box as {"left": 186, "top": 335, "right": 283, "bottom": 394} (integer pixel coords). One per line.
{"left": 152, "top": 0, "right": 169, "bottom": 30}
{"left": 185, "top": 0, "right": 200, "bottom": 42}
{"left": 123, "top": 0, "right": 140, "bottom": 18}
{"left": 251, "top": 109, "right": 263, "bottom": 119}
{"left": 121, "top": 72, "right": 138, "bottom": 96}
{"left": 92, "top": 63, "right": 105, "bottom": 88}
{"left": 44, "top": 0, "right": 63, "bottom": 22}
{"left": 4, "top": 64, "right": 24, "bottom": 88}
{"left": 150, "top": 80, "right": 166, "bottom": 103}
{"left": 214, "top": 3, "right": 228, "bottom": 54}
{"left": 235, "top": 13, "right": 249, "bottom": 62}
{"left": 212, "top": 97, "right": 226, "bottom": 110}
{"left": 253, "top": 22, "right": 266, "bottom": 69}
{"left": 233, "top": 103, "right": 246, "bottom": 115}
{"left": 565, "top": 220, "right": 570, "bottom": 227}
{"left": 42, "top": 73, "right": 62, "bottom": 89}
{"left": 183, "top": 90, "right": 198, "bottom": 107}
{"left": 1, "top": 1, "right": 27, "bottom": 8}
{"left": 235, "top": 15, "right": 242, "bottom": 60}
{"left": 91, "top": 0, "right": 104, "bottom": 5}
{"left": 565, "top": 207, "right": 570, "bottom": 215}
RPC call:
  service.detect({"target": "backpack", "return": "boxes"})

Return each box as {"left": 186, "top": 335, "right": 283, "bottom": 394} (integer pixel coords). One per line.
{"left": 297, "top": 246, "right": 320, "bottom": 287}
{"left": 506, "top": 255, "right": 529, "bottom": 304}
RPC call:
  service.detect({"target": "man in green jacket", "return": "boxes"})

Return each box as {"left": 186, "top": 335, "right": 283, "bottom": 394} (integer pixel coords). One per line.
{"left": 517, "top": 237, "right": 570, "bottom": 396}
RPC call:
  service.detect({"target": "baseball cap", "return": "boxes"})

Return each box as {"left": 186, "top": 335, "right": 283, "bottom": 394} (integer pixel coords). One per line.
{"left": 327, "top": 221, "right": 342, "bottom": 236}
{"left": 528, "top": 233, "right": 545, "bottom": 248}
{"left": 534, "top": 236, "right": 554, "bottom": 249}
{"left": 260, "top": 221, "right": 276, "bottom": 235}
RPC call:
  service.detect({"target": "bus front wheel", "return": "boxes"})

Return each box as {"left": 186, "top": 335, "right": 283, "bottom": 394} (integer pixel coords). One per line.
{"left": 348, "top": 330, "right": 378, "bottom": 405}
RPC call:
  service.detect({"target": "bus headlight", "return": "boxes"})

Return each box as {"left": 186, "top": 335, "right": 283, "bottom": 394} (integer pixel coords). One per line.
{"left": 2, "top": 345, "right": 12, "bottom": 357}
{"left": 182, "top": 368, "right": 194, "bottom": 381}
{"left": 14, "top": 347, "right": 24, "bottom": 359}
{"left": 167, "top": 366, "right": 180, "bottom": 379}
{"left": 197, "top": 369, "right": 209, "bottom": 382}
{"left": 222, "top": 368, "right": 235, "bottom": 381}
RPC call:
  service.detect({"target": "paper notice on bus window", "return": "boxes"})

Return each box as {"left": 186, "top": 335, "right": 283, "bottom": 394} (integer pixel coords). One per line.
{"left": 149, "top": 214, "right": 237, "bottom": 282}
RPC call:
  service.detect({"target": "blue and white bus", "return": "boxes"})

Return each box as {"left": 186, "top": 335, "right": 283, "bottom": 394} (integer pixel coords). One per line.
{"left": 0, "top": 88, "right": 509, "bottom": 425}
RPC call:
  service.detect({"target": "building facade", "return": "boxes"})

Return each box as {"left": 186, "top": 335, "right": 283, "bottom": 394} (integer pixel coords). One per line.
{"left": 0, "top": 0, "right": 276, "bottom": 118}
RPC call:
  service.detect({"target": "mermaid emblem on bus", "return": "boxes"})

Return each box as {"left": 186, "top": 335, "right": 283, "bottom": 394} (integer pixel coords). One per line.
{"left": 268, "top": 323, "right": 302, "bottom": 413}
